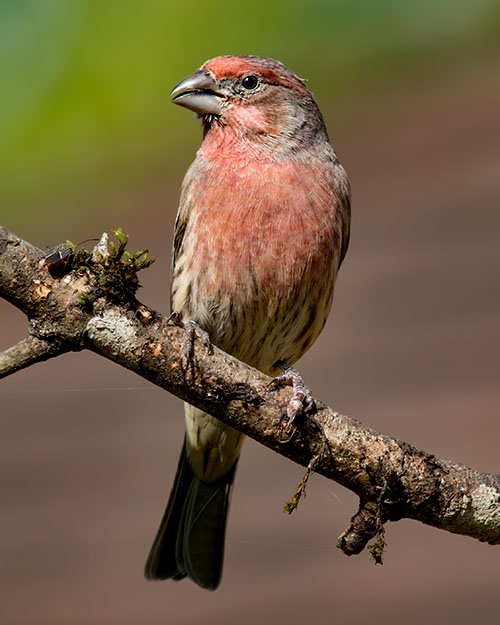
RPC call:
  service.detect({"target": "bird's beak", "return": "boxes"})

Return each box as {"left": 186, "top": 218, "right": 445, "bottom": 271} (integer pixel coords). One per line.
{"left": 170, "top": 70, "right": 223, "bottom": 116}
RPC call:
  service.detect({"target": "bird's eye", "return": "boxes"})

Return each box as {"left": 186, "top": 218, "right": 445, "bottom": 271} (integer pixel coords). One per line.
{"left": 241, "top": 75, "right": 259, "bottom": 91}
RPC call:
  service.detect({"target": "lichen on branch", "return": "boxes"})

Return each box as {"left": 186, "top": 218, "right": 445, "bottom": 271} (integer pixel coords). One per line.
{"left": 1, "top": 224, "right": 499, "bottom": 560}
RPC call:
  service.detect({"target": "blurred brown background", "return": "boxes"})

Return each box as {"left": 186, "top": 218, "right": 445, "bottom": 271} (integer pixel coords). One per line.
{"left": 1, "top": 2, "right": 499, "bottom": 624}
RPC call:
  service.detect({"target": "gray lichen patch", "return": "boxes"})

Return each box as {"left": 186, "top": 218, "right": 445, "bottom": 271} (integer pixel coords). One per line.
{"left": 470, "top": 483, "right": 500, "bottom": 533}
{"left": 86, "top": 309, "right": 137, "bottom": 359}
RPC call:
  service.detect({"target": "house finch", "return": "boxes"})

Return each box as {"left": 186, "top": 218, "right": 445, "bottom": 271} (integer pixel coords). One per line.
{"left": 145, "top": 55, "right": 351, "bottom": 590}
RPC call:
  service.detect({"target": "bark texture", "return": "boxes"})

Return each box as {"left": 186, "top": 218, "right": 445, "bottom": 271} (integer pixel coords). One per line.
{"left": 1, "top": 225, "right": 499, "bottom": 556}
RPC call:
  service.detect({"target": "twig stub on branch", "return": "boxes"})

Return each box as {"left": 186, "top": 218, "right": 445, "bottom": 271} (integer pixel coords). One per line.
{"left": 1, "top": 225, "right": 499, "bottom": 558}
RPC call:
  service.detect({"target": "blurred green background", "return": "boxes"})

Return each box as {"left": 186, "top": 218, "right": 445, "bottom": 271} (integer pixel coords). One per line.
{"left": 1, "top": 0, "right": 499, "bottom": 237}
{"left": 1, "top": 3, "right": 500, "bottom": 625}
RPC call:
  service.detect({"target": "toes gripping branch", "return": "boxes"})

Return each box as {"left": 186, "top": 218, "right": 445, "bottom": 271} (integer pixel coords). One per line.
{"left": 168, "top": 312, "right": 214, "bottom": 365}
{"left": 268, "top": 362, "right": 315, "bottom": 426}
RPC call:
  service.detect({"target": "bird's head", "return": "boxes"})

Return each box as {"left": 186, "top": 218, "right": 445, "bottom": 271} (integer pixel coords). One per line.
{"left": 171, "top": 55, "right": 329, "bottom": 154}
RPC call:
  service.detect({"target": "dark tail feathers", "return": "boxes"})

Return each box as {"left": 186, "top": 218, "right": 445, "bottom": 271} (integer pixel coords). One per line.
{"left": 145, "top": 442, "right": 236, "bottom": 590}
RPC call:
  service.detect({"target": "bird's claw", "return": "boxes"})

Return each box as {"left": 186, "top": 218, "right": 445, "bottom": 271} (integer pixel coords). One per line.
{"left": 167, "top": 312, "right": 214, "bottom": 364}
{"left": 268, "top": 363, "right": 315, "bottom": 427}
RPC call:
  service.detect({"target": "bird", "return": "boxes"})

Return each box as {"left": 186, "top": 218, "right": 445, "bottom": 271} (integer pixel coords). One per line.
{"left": 144, "top": 55, "right": 351, "bottom": 590}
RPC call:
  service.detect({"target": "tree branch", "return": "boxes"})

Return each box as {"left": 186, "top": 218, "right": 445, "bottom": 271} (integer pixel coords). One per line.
{"left": 0, "top": 334, "right": 65, "bottom": 377}
{"left": 1, "top": 225, "right": 499, "bottom": 557}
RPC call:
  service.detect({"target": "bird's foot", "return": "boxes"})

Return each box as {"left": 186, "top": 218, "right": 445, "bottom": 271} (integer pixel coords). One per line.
{"left": 268, "top": 362, "right": 315, "bottom": 427}
{"left": 167, "top": 312, "right": 214, "bottom": 364}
